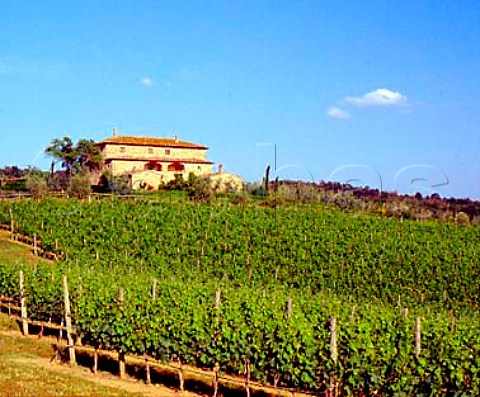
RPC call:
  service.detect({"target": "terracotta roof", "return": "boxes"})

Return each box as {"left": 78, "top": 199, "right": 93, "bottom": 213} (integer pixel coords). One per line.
{"left": 97, "top": 136, "right": 208, "bottom": 150}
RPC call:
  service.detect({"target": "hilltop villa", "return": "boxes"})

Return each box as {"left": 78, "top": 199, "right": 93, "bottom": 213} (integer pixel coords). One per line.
{"left": 95, "top": 130, "right": 214, "bottom": 189}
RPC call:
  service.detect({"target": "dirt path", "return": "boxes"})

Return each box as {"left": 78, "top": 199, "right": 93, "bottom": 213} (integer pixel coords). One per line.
{"left": 0, "top": 329, "right": 202, "bottom": 397}
{"left": 8, "top": 356, "right": 188, "bottom": 397}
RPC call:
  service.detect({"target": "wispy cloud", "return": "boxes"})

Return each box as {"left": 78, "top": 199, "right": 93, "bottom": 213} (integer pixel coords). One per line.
{"left": 327, "top": 106, "right": 350, "bottom": 119}
{"left": 140, "top": 77, "right": 154, "bottom": 87}
{"left": 345, "top": 88, "right": 407, "bottom": 107}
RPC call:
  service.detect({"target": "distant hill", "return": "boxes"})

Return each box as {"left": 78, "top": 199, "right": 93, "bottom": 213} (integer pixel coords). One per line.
{"left": 272, "top": 180, "right": 480, "bottom": 224}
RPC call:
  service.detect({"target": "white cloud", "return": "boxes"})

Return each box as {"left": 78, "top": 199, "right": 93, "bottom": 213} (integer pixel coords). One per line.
{"left": 140, "top": 77, "right": 154, "bottom": 87}
{"left": 327, "top": 107, "right": 350, "bottom": 119}
{"left": 345, "top": 88, "right": 407, "bottom": 107}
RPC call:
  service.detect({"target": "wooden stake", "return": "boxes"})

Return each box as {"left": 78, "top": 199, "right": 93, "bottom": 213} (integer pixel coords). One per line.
{"left": 286, "top": 298, "right": 293, "bottom": 319}
{"left": 213, "top": 362, "right": 220, "bottom": 397}
{"left": 19, "top": 270, "right": 28, "bottom": 336}
{"left": 119, "top": 352, "right": 126, "bottom": 379}
{"left": 93, "top": 348, "right": 98, "bottom": 374}
{"left": 145, "top": 353, "right": 151, "bottom": 384}
{"left": 9, "top": 209, "right": 14, "bottom": 237}
{"left": 414, "top": 317, "right": 421, "bottom": 358}
{"left": 59, "top": 318, "right": 64, "bottom": 342}
{"left": 214, "top": 288, "right": 221, "bottom": 309}
{"left": 118, "top": 288, "right": 124, "bottom": 303}
{"left": 328, "top": 318, "right": 339, "bottom": 397}
{"left": 151, "top": 279, "right": 157, "bottom": 302}
{"left": 178, "top": 357, "right": 184, "bottom": 392}
{"left": 117, "top": 287, "right": 125, "bottom": 378}
{"left": 330, "top": 317, "right": 338, "bottom": 364}
{"left": 62, "top": 275, "right": 76, "bottom": 365}
{"left": 245, "top": 359, "right": 251, "bottom": 397}
{"left": 33, "top": 234, "right": 38, "bottom": 256}
{"left": 450, "top": 310, "right": 456, "bottom": 333}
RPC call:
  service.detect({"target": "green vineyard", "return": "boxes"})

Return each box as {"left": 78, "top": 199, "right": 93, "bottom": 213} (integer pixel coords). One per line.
{"left": 0, "top": 196, "right": 479, "bottom": 395}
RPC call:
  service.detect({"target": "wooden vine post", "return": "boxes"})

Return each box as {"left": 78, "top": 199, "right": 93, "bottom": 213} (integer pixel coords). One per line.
{"left": 212, "top": 362, "right": 220, "bottom": 397}
{"left": 350, "top": 304, "right": 357, "bottom": 322}
{"left": 245, "top": 359, "right": 251, "bottom": 397}
{"left": 330, "top": 317, "right": 338, "bottom": 396}
{"left": 151, "top": 279, "right": 157, "bottom": 302}
{"left": 117, "top": 288, "right": 126, "bottom": 379}
{"left": 33, "top": 233, "right": 38, "bottom": 256}
{"left": 139, "top": 279, "right": 158, "bottom": 383}
{"left": 178, "top": 357, "right": 185, "bottom": 393}
{"left": 414, "top": 317, "right": 421, "bottom": 358}
{"left": 330, "top": 317, "right": 338, "bottom": 363}
{"left": 19, "top": 270, "right": 28, "bottom": 336}
{"left": 449, "top": 310, "right": 456, "bottom": 333}
{"left": 59, "top": 318, "right": 64, "bottom": 342}
{"left": 118, "top": 350, "right": 126, "bottom": 379}
{"left": 9, "top": 208, "right": 14, "bottom": 239}
{"left": 214, "top": 288, "right": 221, "bottom": 309}
{"left": 93, "top": 346, "right": 99, "bottom": 375}
{"left": 211, "top": 289, "right": 221, "bottom": 396}
{"left": 62, "top": 275, "right": 76, "bottom": 365}
{"left": 286, "top": 298, "right": 293, "bottom": 319}
{"left": 145, "top": 353, "right": 151, "bottom": 384}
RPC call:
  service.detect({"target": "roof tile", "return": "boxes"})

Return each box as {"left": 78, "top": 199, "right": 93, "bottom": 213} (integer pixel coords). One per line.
{"left": 98, "top": 136, "right": 208, "bottom": 150}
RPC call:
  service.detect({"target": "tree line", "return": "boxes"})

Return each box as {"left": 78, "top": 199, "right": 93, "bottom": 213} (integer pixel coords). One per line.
{"left": 1, "top": 137, "right": 104, "bottom": 198}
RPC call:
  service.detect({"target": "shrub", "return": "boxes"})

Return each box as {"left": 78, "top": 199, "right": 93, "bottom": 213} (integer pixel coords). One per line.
{"left": 67, "top": 173, "right": 92, "bottom": 199}
{"left": 188, "top": 176, "right": 212, "bottom": 203}
{"left": 99, "top": 171, "right": 131, "bottom": 195}
{"left": 26, "top": 173, "right": 48, "bottom": 198}
{"left": 455, "top": 211, "right": 470, "bottom": 225}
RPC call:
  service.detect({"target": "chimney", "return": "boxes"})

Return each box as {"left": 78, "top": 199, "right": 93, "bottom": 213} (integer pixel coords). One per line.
{"left": 218, "top": 164, "right": 224, "bottom": 174}
{"left": 113, "top": 128, "right": 118, "bottom": 138}
{"left": 174, "top": 134, "right": 179, "bottom": 143}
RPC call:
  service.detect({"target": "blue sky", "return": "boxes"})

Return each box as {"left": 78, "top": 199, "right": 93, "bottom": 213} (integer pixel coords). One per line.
{"left": 1, "top": 0, "right": 479, "bottom": 198}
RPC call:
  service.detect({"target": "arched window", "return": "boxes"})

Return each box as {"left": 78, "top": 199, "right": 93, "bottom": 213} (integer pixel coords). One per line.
{"left": 167, "top": 162, "right": 185, "bottom": 172}
{"left": 144, "top": 161, "right": 162, "bottom": 171}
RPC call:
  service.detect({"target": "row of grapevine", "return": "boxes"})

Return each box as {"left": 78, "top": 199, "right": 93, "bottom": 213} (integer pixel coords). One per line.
{"left": 0, "top": 196, "right": 479, "bottom": 394}
{"left": 1, "top": 263, "right": 479, "bottom": 394}
{"left": 1, "top": 198, "right": 479, "bottom": 310}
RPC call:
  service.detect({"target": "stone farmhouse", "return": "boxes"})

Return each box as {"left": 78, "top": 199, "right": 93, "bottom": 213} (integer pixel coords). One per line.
{"left": 95, "top": 130, "right": 214, "bottom": 189}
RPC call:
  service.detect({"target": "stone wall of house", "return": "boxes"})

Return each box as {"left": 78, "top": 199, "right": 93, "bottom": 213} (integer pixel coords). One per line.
{"left": 183, "top": 162, "right": 213, "bottom": 175}
{"left": 108, "top": 159, "right": 146, "bottom": 175}
{"left": 103, "top": 144, "right": 208, "bottom": 161}
{"left": 97, "top": 141, "right": 213, "bottom": 189}
{"left": 131, "top": 170, "right": 166, "bottom": 190}
{"left": 107, "top": 159, "right": 212, "bottom": 177}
